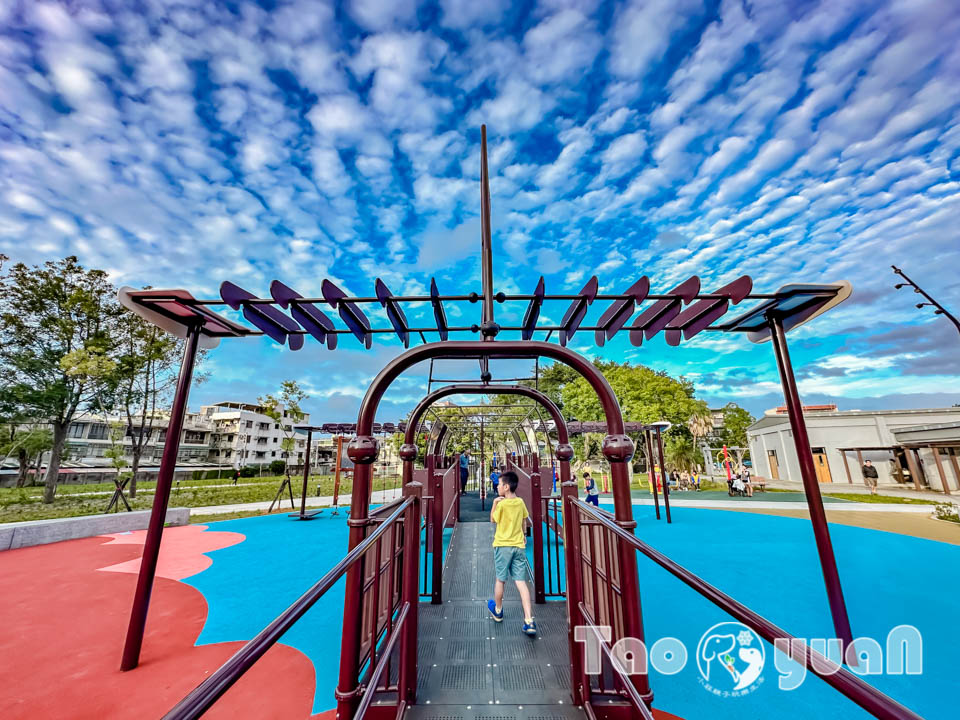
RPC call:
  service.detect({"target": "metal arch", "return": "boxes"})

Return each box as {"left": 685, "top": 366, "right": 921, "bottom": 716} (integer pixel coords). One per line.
{"left": 402, "top": 384, "right": 571, "bottom": 447}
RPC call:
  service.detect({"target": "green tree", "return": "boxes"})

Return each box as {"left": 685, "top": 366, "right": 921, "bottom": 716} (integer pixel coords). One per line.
{"left": 258, "top": 380, "right": 309, "bottom": 481}
{"left": 107, "top": 310, "right": 182, "bottom": 497}
{"left": 720, "top": 403, "right": 755, "bottom": 448}
{"left": 664, "top": 434, "right": 698, "bottom": 472}
{"left": 0, "top": 425, "right": 54, "bottom": 487}
{"left": 0, "top": 257, "right": 122, "bottom": 503}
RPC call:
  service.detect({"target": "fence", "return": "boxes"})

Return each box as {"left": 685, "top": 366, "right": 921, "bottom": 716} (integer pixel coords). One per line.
{"left": 163, "top": 493, "right": 421, "bottom": 720}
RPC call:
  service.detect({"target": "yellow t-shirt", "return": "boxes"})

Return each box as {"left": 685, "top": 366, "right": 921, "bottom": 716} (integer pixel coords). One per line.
{"left": 492, "top": 497, "right": 529, "bottom": 548}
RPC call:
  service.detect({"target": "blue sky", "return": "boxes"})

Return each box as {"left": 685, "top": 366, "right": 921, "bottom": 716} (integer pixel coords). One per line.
{"left": 1, "top": 0, "right": 959, "bottom": 423}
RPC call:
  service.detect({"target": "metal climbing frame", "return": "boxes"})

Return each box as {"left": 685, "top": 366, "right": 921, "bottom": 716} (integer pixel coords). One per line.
{"left": 118, "top": 126, "right": 925, "bottom": 719}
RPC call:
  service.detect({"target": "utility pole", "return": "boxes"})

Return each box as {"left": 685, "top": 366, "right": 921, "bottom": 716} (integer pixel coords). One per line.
{"left": 892, "top": 265, "right": 960, "bottom": 336}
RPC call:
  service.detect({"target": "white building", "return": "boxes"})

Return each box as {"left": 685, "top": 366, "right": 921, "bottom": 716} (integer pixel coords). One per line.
{"left": 747, "top": 406, "right": 960, "bottom": 494}
{"left": 63, "top": 411, "right": 214, "bottom": 469}
{"left": 200, "top": 401, "right": 312, "bottom": 470}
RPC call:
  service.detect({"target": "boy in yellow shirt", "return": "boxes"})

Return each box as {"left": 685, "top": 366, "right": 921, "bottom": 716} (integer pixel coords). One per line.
{"left": 487, "top": 471, "right": 537, "bottom": 636}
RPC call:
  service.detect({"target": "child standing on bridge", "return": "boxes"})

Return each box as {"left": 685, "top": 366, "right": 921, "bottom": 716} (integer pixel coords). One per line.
{"left": 487, "top": 471, "right": 537, "bottom": 636}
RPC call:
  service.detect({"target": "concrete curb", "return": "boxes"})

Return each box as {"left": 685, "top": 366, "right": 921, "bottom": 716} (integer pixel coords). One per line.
{"left": 0, "top": 508, "right": 191, "bottom": 551}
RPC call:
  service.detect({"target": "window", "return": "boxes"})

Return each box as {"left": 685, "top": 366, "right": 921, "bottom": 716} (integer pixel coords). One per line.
{"left": 68, "top": 423, "right": 85, "bottom": 438}
{"left": 246, "top": 420, "right": 253, "bottom": 428}
{"left": 88, "top": 424, "right": 108, "bottom": 440}
{"left": 272, "top": 437, "right": 277, "bottom": 443}
{"left": 271, "top": 451, "right": 276, "bottom": 457}
{"left": 256, "top": 451, "right": 265, "bottom": 458}
{"left": 213, "top": 450, "right": 220, "bottom": 457}
{"left": 184, "top": 430, "right": 205, "bottom": 443}
{"left": 227, "top": 435, "right": 234, "bottom": 442}
{"left": 274, "top": 423, "right": 279, "bottom": 430}
{"left": 157, "top": 429, "right": 167, "bottom": 442}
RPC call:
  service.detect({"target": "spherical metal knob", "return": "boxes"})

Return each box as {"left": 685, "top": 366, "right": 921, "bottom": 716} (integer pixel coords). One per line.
{"left": 399, "top": 443, "right": 418, "bottom": 462}
{"left": 555, "top": 443, "right": 574, "bottom": 461}
{"left": 602, "top": 434, "right": 635, "bottom": 463}
{"left": 347, "top": 435, "right": 380, "bottom": 464}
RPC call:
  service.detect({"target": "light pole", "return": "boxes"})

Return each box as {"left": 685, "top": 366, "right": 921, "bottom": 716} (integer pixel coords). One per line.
{"left": 892, "top": 265, "right": 960, "bottom": 336}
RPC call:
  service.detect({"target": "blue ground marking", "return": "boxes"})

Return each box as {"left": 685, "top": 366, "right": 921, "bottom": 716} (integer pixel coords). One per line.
{"left": 181, "top": 512, "right": 453, "bottom": 714}
{"left": 183, "top": 507, "right": 956, "bottom": 719}
{"left": 599, "top": 502, "right": 957, "bottom": 720}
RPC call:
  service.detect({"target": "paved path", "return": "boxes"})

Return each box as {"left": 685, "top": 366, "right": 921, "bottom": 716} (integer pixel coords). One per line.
{"left": 409, "top": 520, "right": 584, "bottom": 720}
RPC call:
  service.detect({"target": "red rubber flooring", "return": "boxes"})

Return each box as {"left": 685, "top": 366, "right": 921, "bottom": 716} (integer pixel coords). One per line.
{"left": 0, "top": 529, "right": 332, "bottom": 720}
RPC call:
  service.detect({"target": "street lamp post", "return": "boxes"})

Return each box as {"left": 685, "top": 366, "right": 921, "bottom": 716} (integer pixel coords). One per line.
{"left": 892, "top": 265, "right": 960, "bottom": 336}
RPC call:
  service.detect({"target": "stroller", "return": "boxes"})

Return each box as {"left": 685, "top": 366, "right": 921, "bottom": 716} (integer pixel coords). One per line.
{"left": 728, "top": 473, "right": 746, "bottom": 497}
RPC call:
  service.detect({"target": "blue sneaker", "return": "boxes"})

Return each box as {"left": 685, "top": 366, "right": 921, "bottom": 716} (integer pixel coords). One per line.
{"left": 522, "top": 620, "right": 538, "bottom": 636}
{"left": 487, "top": 599, "right": 503, "bottom": 622}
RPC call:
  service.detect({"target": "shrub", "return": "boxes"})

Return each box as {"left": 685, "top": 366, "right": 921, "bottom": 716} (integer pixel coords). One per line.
{"left": 269, "top": 459, "right": 287, "bottom": 475}
{"left": 933, "top": 502, "right": 959, "bottom": 523}
{"left": 206, "top": 469, "right": 222, "bottom": 480}
{"left": 239, "top": 466, "right": 257, "bottom": 478}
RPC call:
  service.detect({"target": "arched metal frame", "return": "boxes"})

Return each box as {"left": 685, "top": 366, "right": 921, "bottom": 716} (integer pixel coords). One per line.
{"left": 335, "top": 341, "right": 649, "bottom": 717}
{"left": 399, "top": 383, "right": 573, "bottom": 488}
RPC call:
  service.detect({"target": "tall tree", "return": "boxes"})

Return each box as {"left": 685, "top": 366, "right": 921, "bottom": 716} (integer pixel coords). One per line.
{"left": 0, "top": 424, "right": 54, "bottom": 488}
{"left": 107, "top": 311, "right": 182, "bottom": 498}
{"left": 720, "top": 402, "right": 755, "bottom": 448}
{"left": 0, "top": 257, "right": 121, "bottom": 502}
{"left": 259, "top": 380, "right": 308, "bottom": 510}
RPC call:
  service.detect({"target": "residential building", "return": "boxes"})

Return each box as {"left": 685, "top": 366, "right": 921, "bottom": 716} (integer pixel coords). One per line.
{"left": 201, "top": 401, "right": 312, "bottom": 470}
{"left": 747, "top": 406, "right": 960, "bottom": 494}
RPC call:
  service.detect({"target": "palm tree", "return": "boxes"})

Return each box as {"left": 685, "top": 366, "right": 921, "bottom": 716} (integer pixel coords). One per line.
{"left": 687, "top": 402, "right": 712, "bottom": 470}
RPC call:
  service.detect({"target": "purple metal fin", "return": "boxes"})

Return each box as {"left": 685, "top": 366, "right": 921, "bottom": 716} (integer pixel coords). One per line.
{"left": 270, "top": 280, "right": 337, "bottom": 350}
{"left": 629, "top": 275, "right": 700, "bottom": 343}
{"left": 595, "top": 277, "right": 649, "bottom": 347}
{"left": 559, "top": 276, "right": 598, "bottom": 346}
{"left": 665, "top": 275, "right": 753, "bottom": 346}
{"left": 430, "top": 278, "right": 448, "bottom": 341}
{"left": 521, "top": 277, "right": 545, "bottom": 341}
{"left": 322, "top": 279, "right": 372, "bottom": 348}
{"left": 220, "top": 281, "right": 301, "bottom": 350}
{"left": 375, "top": 278, "right": 410, "bottom": 348}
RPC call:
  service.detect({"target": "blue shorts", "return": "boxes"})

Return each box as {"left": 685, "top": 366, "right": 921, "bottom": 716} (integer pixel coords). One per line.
{"left": 493, "top": 546, "right": 530, "bottom": 582}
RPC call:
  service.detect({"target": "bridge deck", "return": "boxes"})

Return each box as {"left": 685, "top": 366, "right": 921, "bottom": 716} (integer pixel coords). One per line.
{"left": 410, "top": 492, "right": 584, "bottom": 720}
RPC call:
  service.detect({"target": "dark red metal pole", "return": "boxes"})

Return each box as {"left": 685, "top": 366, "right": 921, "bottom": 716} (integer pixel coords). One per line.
{"left": 561, "top": 479, "right": 584, "bottom": 705}
{"left": 656, "top": 428, "right": 671, "bottom": 524}
{"left": 769, "top": 315, "right": 855, "bottom": 653}
{"left": 121, "top": 323, "right": 201, "bottom": 671}
{"left": 530, "top": 453, "right": 546, "bottom": 604}
{"left": 398, "top": 479, "right": 422, "bottom": 704}
{"left": 335, "top": 433, "right": 377, "bottom": 719}
{"left": 644, "top": 430, "right": 660, "bottom": 520}
{"left": 430, "top": 453, "right": 443, "bottom": 604}
{"left": 298, "top": 430, "right": 312, "bottom": 519}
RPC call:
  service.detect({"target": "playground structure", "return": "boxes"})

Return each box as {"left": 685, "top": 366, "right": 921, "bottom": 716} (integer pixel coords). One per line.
{"left": 111, "top": 127, "right": 924, "bottom": 720}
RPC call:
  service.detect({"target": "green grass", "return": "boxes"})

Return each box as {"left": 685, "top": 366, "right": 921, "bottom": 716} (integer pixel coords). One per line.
{"left": 0, "top": 474, "right": 403, "bottom": 524}
{"left": 822, "top": 492, "right": 936, "bottom": 505}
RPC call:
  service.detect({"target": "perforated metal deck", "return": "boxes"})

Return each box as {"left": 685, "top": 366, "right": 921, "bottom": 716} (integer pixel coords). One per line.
{"left": 408, "top": 506, "right": 585, "bottom": 720}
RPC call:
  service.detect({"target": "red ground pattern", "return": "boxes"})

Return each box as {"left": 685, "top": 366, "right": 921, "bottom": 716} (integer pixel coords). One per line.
{"left": 0, "top": 527, "right": 683, "bottom": 719}
{"left": 0, "top": 531, "right": 327, "bottom": 719}
{"left": 97, "top": 524, "right": 244, "bottom": 580}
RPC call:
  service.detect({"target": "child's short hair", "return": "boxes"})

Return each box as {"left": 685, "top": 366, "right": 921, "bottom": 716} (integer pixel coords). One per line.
{"left": 501, "top": 470, "right": 519, "bottom": 492}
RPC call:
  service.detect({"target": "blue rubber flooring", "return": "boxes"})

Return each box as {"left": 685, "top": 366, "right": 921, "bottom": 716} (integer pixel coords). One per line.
{"left": 183, "top": 506, "right": 956, "bottom": 718}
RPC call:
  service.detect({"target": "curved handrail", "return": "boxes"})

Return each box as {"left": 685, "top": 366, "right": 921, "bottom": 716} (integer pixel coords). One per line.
{"left": 164, "top": 497, "right": 413, "bottom": 720}
{"left": 569, "top": 498, "right": 923, "bottom": 720}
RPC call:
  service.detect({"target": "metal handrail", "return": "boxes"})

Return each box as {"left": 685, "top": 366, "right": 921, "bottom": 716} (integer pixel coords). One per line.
{"left": 569, "top": 498, "right": 923, "bottom": 720}
{"left": 579, "top": 604, "right": 655, "bottom": 720}
{"left": 354, "top": 602, "right": 411, "bottom": 720}
{"left": 164, "top": 497, "right": 414, "bottom": 720}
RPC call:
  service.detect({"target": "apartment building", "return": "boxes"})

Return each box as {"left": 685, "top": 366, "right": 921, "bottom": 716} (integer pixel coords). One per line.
{"left": 61, "top": 411, "right": 214, "bottom": 468}
{"left": 200, "top": 401, "right": 312, "bottom": 470}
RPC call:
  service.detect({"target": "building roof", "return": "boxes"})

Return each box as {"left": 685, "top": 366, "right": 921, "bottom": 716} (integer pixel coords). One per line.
{"left": 748, "top": 406, "right": 960, "bottom": 434}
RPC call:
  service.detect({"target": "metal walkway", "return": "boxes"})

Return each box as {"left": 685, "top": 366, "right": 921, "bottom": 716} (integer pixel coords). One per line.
{"left": 408, "top": 520, "right": 584, "bottom": 720}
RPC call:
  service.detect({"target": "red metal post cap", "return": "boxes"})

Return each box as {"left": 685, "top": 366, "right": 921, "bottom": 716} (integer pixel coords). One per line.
{"left": 399, "top": 443, "right": 418, "bottom": 462}
{"left": 555, "top": 443, "right": 574, "bottom": 461}
{"left": 602, "top": 434, "right": 635, "bottom": 463}
{"left": 347, "top": 435, "right": 380, "bottom": 464}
